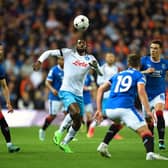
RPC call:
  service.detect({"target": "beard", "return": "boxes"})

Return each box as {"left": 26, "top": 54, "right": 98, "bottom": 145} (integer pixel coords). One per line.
{"left": 76, "top": 48, "right": 86, "bottom": 55}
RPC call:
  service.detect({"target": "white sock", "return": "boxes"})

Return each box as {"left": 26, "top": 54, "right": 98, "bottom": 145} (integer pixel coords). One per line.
{"left": 90, "top": 119, "right": 97, "bottom": 128}
{"left": 58, "top": 113, "right": 72, "bottom": 133}
{"left": 7, "top": 142, "right": 12, "bottom": 148}
{"left": 63, "top": 126, "right": 77, "bottom": 144}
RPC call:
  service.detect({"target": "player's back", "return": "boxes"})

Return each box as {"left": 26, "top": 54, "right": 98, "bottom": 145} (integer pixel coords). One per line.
{"left": 105, "top": 68, "right": 145, "bottom": 109}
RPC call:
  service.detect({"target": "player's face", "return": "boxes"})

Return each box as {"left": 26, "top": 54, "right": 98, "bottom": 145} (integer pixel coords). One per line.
{"left": 150, "top": 43, "right": 161, "bottom": 60}
{"left": 105, "top": 53, "right": 115, "bottom": 65}
{"left": 0, "top": 45, "right": 4, "bottom": 61}
{"left": 76, "top": 40, "right": 87, "bottom": 54}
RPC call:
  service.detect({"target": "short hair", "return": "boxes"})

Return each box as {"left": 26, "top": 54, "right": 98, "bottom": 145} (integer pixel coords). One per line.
{"left": 127, "top": 53, "right": 140, "bottom": 68}
{"left": 150, "top": 40, "right": 163, "bottom": 48}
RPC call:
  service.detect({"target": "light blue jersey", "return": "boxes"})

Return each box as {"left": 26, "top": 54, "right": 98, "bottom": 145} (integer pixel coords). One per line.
{"left": 141, "top": 56, "right": 168, "bottom": 101}
{"left": 105, "top": 68, "right": 146, "bottom": 109}
{"left": 47, "top": 65, "right": 64, "bottom": 101}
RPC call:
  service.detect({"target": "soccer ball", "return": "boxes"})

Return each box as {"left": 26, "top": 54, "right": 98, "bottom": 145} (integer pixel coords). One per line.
{"left": 73, "top": 15, "right": 89, "bottom": 31}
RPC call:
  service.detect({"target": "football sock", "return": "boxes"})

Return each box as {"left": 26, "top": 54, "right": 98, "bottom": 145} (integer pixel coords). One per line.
{"left": 156, "top": 110, "right": 165, "bottom": 143}
{"left": 142, "top": 133, "right": 154, "bottom": 153}
{"left": 0, "top": 117, "right": 11, "bottom": 143}
{"left": 103, "top": 124, "right": 122, "bottom": 145}
{"left": 42, "top": 115, "right": 55, "bottom": 130}
{"left": 90, "top": 119, "right": 97, "bottom": 128}
{"left": 58, "top": 113, "right": 72, "bottom": 133}
{"left": 62, "top": 126, "right": 77, "bottom": 144}
{"left": 147, "top": 120, "right": 154, "bottom": 135}
{"left": 86, "top": 120, "right": 91, "bottom": 131}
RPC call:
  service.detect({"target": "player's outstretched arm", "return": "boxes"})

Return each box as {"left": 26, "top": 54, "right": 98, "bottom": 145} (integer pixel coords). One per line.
{"left": 89, "top": 60, "right": 103, "bottom": 76}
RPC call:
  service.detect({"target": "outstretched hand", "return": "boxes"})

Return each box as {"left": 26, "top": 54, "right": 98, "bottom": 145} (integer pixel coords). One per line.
{"left": 7, "top": 104, "right": 14, "bottom": 113}
{"left": 32, "top": 61, "right": 41, "bottom": 71}
{"left": 89, "top": 60, "right": 103, "bottom": 76}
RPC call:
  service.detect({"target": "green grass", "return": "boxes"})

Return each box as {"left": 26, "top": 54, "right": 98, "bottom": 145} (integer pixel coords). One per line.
{"left": 0, "top": 126, "right": 168, "bottom": 168}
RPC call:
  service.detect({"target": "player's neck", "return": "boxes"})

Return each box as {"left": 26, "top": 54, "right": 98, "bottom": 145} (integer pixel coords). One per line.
{"left": 151, "top": 56, "right": 160, "bottom": 62}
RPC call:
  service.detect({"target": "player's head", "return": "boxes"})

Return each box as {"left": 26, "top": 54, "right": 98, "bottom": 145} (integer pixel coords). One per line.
{"left": 105, "top": 53, "right": 116, "bottom": 66}
{"left": 0, "top": 42, "right": 4, "bottom": 62}
{"left": 150, "top": 40, "right": 162, "bottom": 59}
{"left": 76, "top": 39, "right": 87, "bottom": 55}
{"left": 127, "top": 53, "right": 140, "bottom": 69}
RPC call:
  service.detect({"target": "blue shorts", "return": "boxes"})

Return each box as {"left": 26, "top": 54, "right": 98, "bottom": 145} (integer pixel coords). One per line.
{"left": 59, "top": 91, "right": 84, "bottom": 116}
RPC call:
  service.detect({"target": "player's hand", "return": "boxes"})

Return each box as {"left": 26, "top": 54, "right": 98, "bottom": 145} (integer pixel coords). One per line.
{"left": 94, "top": 110, "right": 103, "bottom": 123}
{"left": 146, "top": 111, "right": 156, "bottom": 123}
{"left": 52, "top": 89, "right": 58, "bottom": 96}
{"left": 32, "top": 61, "right": 41, "bottom": 71}
{"left": 6, "top": 103, "right": 14, "bottom": 113}
{"left": 145, "top": 68, "right": 155, "bottom": 74}
{"left": 89, "top": 60, "right": 103, "bottom": 76}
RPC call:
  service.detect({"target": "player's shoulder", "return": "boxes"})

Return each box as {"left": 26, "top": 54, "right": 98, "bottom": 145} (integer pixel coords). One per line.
{"left": 141, "top": 55, "right": 150, "bottom": 61}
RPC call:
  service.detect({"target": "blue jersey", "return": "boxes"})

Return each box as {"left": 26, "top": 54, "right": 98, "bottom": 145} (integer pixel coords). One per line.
{"left": 0, "top": 64, "right": 5, "bottom": 79}
{"left": 141, "top": 56, "right": 168, "bottom": 101}
{"left": 105, "top": 68, "right": 146, "bottom": 108}
{"left": 47, "top": 65, "right": 64, "bottom": 101}
{"left": 83, "top": 74, "right": 94, "bottom": 105}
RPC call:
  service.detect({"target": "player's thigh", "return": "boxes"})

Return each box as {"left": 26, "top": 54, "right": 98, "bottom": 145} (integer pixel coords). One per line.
{"left": 122, "top": 108, "right": 146, "bottom": 131}
{"left": 48, "top": 100, "right": 63, "bottom": 115}
{"left": 84, "top": 103, "right": 94, "bottom": 114}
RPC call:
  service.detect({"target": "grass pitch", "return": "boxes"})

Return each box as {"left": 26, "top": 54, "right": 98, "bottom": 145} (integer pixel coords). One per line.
{"left": 0, "top": 126, "right": 168, "bottom": 168}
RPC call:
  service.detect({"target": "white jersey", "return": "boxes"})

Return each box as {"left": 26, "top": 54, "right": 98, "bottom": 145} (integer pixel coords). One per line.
{"left": 38, "top": 48, "right": 97, "bottom": 96}
{"left": 97, "top": 63, "right": 119, "bottom": 98}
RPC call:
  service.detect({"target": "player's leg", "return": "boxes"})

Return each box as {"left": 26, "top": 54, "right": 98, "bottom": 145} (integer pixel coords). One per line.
{"left": 84, "top": 103, "right": 94, "bottom": 133}
{"left": 153, "top": 95, "right": 166, "bottom": 150}
{"left": 97, "top": 108, "right": 123, "bottom": 158}
{"left": 123, "top": 108, "right": 167, "bottom": 160}
{"left": 53, "top": 113, "right": 72, "bottom": 145}
{"left": 39, "top": 100, "right": 62, "bottom": 141}
{"left": 155, "top": 108, "right": 166, "bottom": 149}
{"left": 0, "top": 112, "right": 20, "bottom": 153}
{"left": 137, "top": 125, "right": 168, "bottom": 160}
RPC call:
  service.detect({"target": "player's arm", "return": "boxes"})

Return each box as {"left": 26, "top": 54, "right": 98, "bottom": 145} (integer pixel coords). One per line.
{"left": 0, "top": 78, "right": 13, "bottom": 113}
{"left": 141, "top": 67, "right": 155, "bottom": 74}
{"left": 94, "top": 81, "right": 111, "bottom": 122}
{"left": 45, "top": 80, "right": 58, "bottom": 96}
{"left": 137, "top": 83, "right": 155, "bottom": 121}
{"left": 89, "top": 60, "right": 103, "bottom": 76}
{"left": 33, "top": 49, "right": 63, "bottom": 71}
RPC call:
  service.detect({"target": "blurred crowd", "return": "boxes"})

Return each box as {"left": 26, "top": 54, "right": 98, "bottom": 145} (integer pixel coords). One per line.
{"left": 0, "top": 0, "right": 168, "bottom": 110}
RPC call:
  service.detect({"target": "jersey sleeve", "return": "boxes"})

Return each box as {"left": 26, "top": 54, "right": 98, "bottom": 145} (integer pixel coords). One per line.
{"left": 38, "top": 49, "right": 65, "bottom": 62}
{"left": 137, "top": 72, "right": 146, "bottom": 85}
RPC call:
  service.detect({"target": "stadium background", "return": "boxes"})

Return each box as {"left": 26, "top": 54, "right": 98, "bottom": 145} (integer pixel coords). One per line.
{"left": 0, "top": 0, "right": 168, "bottom": 126}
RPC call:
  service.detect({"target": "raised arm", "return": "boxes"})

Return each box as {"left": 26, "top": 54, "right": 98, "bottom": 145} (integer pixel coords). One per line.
{"left": 89, "top": 60, "right": 103, "bottom": 76}
{"left": 33, "top": 49, "right": 62, "bottom": 71}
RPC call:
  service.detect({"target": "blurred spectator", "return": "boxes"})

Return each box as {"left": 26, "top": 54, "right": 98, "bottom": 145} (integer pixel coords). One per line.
{"left": 0, "top": 0, "right": 167, "bottom": 110}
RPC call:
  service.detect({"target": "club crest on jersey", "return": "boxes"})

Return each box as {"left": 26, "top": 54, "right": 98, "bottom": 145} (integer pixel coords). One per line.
{"left": 72, "top": 60, "right": 88, "bottom": 67}
{"left": 84, "top": 56, "right": 90, "bottom": 61}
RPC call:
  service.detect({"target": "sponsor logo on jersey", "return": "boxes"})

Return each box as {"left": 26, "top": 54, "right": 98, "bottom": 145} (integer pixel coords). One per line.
{"left": 72, "top": 60, "right": 88, "bottom": 67}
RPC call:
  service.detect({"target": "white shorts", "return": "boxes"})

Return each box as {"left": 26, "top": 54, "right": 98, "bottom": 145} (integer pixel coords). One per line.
{"left": 84, "top": 103, "right": 94, "bottom": 114}
{"left": 105, "top": 108, "right": 146, "bottom": 131}
{"left": 48, "top": 100, "right": 64, "bottom": 115}
{"left": 142, "top": 93, "right": 165, "bottom": 117}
